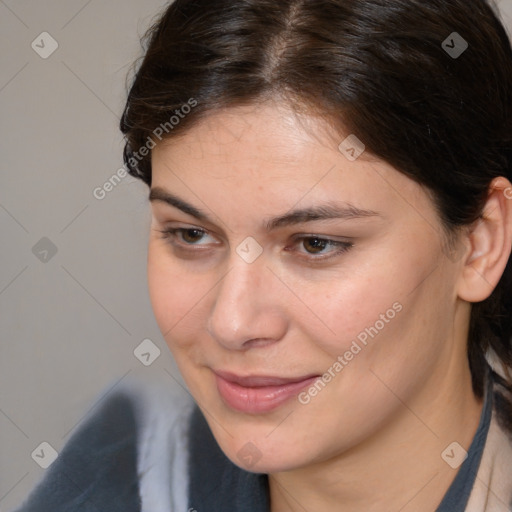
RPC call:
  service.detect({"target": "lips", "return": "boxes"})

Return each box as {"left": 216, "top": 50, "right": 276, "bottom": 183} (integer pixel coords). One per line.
{"left": 214, "top": 370, "right": 319, "bottom": 414}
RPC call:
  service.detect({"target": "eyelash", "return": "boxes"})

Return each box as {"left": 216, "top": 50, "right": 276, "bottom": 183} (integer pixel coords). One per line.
{"left": 155, "top": 227, "right": 353, "bottom": 262}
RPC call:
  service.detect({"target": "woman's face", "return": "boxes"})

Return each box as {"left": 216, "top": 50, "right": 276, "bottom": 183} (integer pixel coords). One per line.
{"left": 147, "top": 100, "right": 466, "bottom": 473}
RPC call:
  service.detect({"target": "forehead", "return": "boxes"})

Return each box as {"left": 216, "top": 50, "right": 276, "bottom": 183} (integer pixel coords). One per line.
{"left": 150, "top": 101, "right": 435, "bottom": 228}
{"left": 153, "top": 101, "right": 343, "bottom": 174}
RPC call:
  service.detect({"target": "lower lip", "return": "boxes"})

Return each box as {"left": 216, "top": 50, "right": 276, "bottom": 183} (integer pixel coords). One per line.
{"left": 215, "top": 374, "right": 319, "bottom": 414}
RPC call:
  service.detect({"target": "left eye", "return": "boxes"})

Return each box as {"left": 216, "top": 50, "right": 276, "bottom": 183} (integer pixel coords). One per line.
{"left": 292, "top": 236, "right": 353, "bottom": 259}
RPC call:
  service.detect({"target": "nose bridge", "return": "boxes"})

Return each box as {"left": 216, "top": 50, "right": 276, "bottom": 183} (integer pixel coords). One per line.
{"left": 207, "top": 252, "right": 287, "bottom": 349}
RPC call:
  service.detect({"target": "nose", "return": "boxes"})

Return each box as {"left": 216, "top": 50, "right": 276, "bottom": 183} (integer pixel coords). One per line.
{"left": 206, "top": 254, "right": 288, "bottom": 351}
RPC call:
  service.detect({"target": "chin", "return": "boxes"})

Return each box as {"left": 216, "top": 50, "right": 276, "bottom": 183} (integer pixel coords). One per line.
{"left": 227, "top": 446, "right": 308, "bottom": 474}
{"left": 209, "top": 421, "right": 314, "bottom": 474}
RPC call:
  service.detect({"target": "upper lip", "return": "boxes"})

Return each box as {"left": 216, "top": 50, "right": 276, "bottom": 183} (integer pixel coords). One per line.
{"left": 214, "top": 370, "right": 319, "bottom": 387}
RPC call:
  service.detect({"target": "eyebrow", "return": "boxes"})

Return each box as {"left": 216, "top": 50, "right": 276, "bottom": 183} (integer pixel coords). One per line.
{"left": 149, "top": 186, "right": 381, "bottom": 231}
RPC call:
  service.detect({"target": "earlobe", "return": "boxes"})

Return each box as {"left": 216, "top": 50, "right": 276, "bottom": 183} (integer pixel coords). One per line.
{"left": 457, "top": 177, "right": 512, "bottom": 303}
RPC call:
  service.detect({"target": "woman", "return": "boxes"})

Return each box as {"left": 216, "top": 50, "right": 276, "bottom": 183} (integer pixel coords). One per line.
{"left": 14, "top": 0, "right": 512, "bottom": 511}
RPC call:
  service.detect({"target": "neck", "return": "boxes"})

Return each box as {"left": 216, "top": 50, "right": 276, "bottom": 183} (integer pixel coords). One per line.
{"left": 269, "top": 353, "right": 484, "bottom": 512}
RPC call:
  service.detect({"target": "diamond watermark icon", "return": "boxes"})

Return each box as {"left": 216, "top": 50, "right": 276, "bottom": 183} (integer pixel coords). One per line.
{"left": 441, "top": 441, "right": 468, "bottom": 469}
{"left": 237, "top": 442, "right": 262, "bottom": 468}
{"left": 339, "top": 134, "right": 365, "bottom": 161}
{"left": 31, "top": 32, "right": 59, "bottom": 59}
{"left": 31, "top": 442, "right": 58, "bottom": 469}
{"left": 32, "top": 237, "right": 58, "bottom": 263}
{"left": 134, "top": 338, "right": 161, "bottom": 366}
{"left": 442, "top": 32, "right": 468, "bottom": 59}
{"left": 236, "top": 236, "right": 263, "bottom": 264}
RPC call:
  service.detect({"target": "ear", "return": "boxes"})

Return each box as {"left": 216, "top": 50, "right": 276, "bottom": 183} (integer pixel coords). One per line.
{"left": 457, "top": 177, "right": 512, "bottom": 303}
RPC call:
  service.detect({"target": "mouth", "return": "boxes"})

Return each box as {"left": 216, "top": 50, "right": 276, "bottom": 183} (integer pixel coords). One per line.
{"left": 213, "top": 370, "right": 320, "bottom": 414}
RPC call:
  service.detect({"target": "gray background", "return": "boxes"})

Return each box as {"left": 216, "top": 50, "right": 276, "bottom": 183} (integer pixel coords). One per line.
{"left": 1, "top": 1, "right": 511, "bottom": 510}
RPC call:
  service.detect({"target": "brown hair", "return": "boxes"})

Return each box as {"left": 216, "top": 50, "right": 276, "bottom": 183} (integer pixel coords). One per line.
{"left": 120, "top": 0, "right": 512, "bottom": 398}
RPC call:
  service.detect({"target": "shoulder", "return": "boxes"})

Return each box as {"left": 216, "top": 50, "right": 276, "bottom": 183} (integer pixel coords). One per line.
{"left": 121, "top": 373, "right": 196, "bottom": 512}
{"left": 467, "top": 363, "right": 512, "bottom": 511}
{"left": 13, "top": 373, "right": 195, "bottom": 512}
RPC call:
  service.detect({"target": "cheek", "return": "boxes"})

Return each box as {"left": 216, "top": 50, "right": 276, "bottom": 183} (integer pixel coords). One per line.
{"left": 300, "top": 250, "right": 443, "bottom": 374}
{"left": 147, "top": 243, "right": 211, "bottom": 350}
{"left": 295, "top": 266, "right": 402, "bottom": 360}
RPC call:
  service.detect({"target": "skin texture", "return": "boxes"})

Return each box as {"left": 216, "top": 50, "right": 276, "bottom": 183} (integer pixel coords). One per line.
{"left": 146, "top": 99, "right": 512, "bottom": 512}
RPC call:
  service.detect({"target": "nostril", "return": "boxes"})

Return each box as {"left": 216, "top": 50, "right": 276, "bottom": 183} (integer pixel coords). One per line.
{"left": 241, "top": 338, "right": 276, "bottom": 349}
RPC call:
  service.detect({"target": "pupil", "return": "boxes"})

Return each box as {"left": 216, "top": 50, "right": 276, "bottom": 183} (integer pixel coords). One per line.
{"left": 184, "top": 229, "right": 202, "bottom": 243}
{"left": 305, "top": 237, "right": 326, "bottom": 253}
